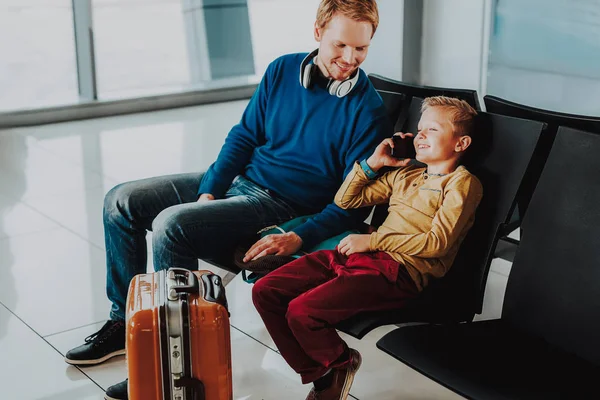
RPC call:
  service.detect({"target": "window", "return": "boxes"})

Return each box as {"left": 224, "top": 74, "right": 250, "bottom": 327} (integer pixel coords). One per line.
{"left": 487, "top": 0, "right": 600, "bottom": 115}
{"left": 0, "top": 0, "right": 323, "bottom": 111}
{"left": 0, "top": 0, "right": 78, "bottom": 111}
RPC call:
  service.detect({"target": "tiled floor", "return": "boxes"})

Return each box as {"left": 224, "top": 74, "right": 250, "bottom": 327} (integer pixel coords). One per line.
{"left": 0, "top": 100, "right": 510, "bottom": 399}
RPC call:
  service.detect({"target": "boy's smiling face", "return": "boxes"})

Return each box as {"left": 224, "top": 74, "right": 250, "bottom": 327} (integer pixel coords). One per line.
{"left": 414, "top": 106, "right": 467, "bottom": 165}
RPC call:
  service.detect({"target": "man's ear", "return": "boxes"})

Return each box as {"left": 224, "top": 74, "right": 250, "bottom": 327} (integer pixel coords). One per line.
{"left": 314, "top": 21, "right": 322, "bottom": 42}
{"left": 455, "top": 135, "right": 472, "bottom": 153}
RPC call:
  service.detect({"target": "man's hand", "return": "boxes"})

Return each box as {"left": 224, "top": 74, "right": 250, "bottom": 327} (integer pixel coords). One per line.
{"left": 338, "top": 234, "right": 372, "bottom": 256}
{"left": 198, "top": 193, "right": 215, "bottom": 202}
{"left": 243, "top": 232, "right": 303, "bottom": 262}
{"left": 366, "top": 132, "right": 414, "bottom": 172}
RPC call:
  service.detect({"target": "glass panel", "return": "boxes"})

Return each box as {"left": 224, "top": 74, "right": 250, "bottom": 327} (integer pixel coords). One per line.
{"left": 92, "top": 0, "right": 321, "bottom": 99}
{"left": 0, "top": 0, "right": 78, "bottom": 112}
{"left": 92, "top": 0, "right": 191, "bottom": 98}
{"left": 487, "top": 0, "right": 600, "bottom": 115}
{"left": 0, "top": 0, "right": 325, "bottom": 109}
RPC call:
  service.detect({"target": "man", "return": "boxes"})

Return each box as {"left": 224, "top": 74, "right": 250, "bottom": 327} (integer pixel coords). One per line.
{"left": 64, "top": 1, "right": 389, "bottom": 399}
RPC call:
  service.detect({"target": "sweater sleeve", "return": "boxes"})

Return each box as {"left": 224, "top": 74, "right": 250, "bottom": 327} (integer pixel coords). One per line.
{"left": 197, "top": 62, "right": 274, "bottom": 198}
{"left": 335, "top": 162, "right": 404, "bottom": 209}
{"left": 370, "top": 173, "right": 483, "bottom": 257}
{"left": 292, "top": 114, "right": 392, "bottom": 249}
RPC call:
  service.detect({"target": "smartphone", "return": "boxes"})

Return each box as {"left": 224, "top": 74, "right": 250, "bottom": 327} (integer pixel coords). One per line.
{"left": 391, "top": 135, "right": 416, "bottom": 159}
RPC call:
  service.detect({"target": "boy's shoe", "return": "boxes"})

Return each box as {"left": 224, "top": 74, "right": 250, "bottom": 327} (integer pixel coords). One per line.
{"left": 306, "top": 349, "right": 362, "bottom": 400}
{"left": 105, "top": 379, "right": 128, "bottom": 400}
{"left": 64, "top": 320, "right": 126, "bottom": 365}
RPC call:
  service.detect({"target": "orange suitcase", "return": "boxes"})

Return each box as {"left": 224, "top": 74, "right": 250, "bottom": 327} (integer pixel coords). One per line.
{"left": 126, "top": 268, "right": 233, "bottom": 400}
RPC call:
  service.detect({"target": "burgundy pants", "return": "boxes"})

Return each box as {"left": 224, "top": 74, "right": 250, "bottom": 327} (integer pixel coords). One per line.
{"left": 251, "top": 249, "right": 420, "bottom": 384}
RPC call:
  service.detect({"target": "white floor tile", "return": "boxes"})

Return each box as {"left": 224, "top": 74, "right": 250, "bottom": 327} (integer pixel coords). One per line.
{"left": 21, "top": 186, "right": 111, "bottom": 249}
{"left": 226, "top": 273, "right": 278, "bottom": 351}
{"left": 0, "top": 144, "right": 107, "bottom": 200}
{"left": 46, "top": 321, "right": 127, "bottom": 391}
{"left": 16, "top": 188, "right": 157, "bottom": 254}
{"left": 474, "top": 271, "right": 509, "bottom": 322}
{"left": 489, "top": 257, "right": 512, "bottom": 277}
{"left": 21, "top": 101, "right": 245, "bottom": 184}
{"left": 0, "top": 229, "right": 111, "bottom": 336}
{"left": 508, "top": 228, "right": 520, "bottom": 241}
{"left": 231, "top": 328, "right": 310, "bottom": 399}
{"left": 0, "top": 129, "right": 34, "bottom": 171}
{"left": 93, "top": 140, "right": 200, "bottom": 184}
{"left": 47, "top": 322, "right": 309, "bottom": 399}
{"left": 0, "top": 194, "right": 59, "bottom": 239}
{"left": 0, "top": 305, "right": 105, "bottom": 400}
{"left": 341, "top": 326, "right": 464, "bottom": 400}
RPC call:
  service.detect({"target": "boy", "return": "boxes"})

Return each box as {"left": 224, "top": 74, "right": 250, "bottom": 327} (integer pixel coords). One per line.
{"left": 252, "top": 96, "right": 484, "bottom": 400}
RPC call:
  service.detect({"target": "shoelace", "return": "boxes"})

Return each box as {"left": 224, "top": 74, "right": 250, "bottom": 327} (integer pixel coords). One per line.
{"left": 84, "top": 321, "right": 123, "bottom": 344}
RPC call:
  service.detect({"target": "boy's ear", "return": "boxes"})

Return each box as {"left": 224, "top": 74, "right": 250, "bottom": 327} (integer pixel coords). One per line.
{"left": 455, "top": 135, "right": 472, "bottom": 153}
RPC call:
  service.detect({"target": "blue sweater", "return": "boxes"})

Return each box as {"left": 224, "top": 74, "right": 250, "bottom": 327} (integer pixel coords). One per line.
{"left": 198, "top": 53, "right": 391, "bottom": 248}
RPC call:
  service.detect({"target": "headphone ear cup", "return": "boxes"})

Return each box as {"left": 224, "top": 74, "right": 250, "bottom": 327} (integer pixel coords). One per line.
{"left": 329, "top": 78, "right": 357, "bottom": 98}
{"left": 327, "top": 79, "right": 340, "bottom": 96}
{"left": 335, "top": 80, "right": 354, "bottom": 98}
{"left": 331, "top": 70, "right": 360, "bottom": 97}
{"left": 302, "top": 64, "right": 314, "bottom": 89}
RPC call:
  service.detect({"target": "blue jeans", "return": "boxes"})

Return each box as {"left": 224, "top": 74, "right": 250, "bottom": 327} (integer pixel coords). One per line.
{"left": 104, "top": 173, "right": 299, "bottom": 321}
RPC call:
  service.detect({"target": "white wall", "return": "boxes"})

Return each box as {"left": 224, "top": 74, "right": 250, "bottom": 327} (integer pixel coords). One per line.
{"left": 247, "top": 0, "right": 406, "bottom": 82}
{"left": 420, "top": 0, "right": 491, "bottom": 92}
{"left": 247, "top": 0, "right": 321, "bottom": 76}
{"left": 361, "top": 0, "right": 405, "bottom": 81}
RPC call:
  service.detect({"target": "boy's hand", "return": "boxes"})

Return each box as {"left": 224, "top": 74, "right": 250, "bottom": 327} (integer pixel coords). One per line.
{"left": 338, "top": 234, "right": 372, "bottom": 256}
{"left": 366, "top": 132, "right": 413, "bottom": 172}
{"left": 243, "top": 232, "right": 303, "bottom": 262}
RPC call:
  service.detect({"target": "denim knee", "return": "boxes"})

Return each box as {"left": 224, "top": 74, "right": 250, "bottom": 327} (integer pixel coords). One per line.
{"left": 152, "top": 206, "right": 187, "bottom": 246}
{"left": 103, "top": 183, "right": 134, "bottom": 224}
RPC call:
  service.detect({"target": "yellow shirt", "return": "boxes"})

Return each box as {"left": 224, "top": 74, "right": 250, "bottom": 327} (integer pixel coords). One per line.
{"left": 335, "top": 162, "right": 483, "bottom": 291}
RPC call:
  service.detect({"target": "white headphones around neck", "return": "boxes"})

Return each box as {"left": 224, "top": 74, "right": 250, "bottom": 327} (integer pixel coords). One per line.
{"left": 299, "top": 49, "right": 360, "bottom": 98}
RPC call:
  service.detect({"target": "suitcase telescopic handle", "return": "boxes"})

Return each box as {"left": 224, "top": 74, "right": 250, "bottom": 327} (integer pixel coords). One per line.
{"left": 167, "top": 268, "right": 199, "bottom": 299}
{"left": 174, "top": 376, "right": 205, "bottom": 400}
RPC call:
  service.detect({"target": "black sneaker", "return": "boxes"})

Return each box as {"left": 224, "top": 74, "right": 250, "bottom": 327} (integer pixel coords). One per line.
{"left": 105, "top": 379, "right": 128, "bottom": 400}
{"left": 64, "top": 320, "right": 125, "bottom": 365}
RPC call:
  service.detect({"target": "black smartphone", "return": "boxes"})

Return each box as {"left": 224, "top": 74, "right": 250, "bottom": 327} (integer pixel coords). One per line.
{"left": 391, "top": 135, "right": 416, "bottom": 159}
